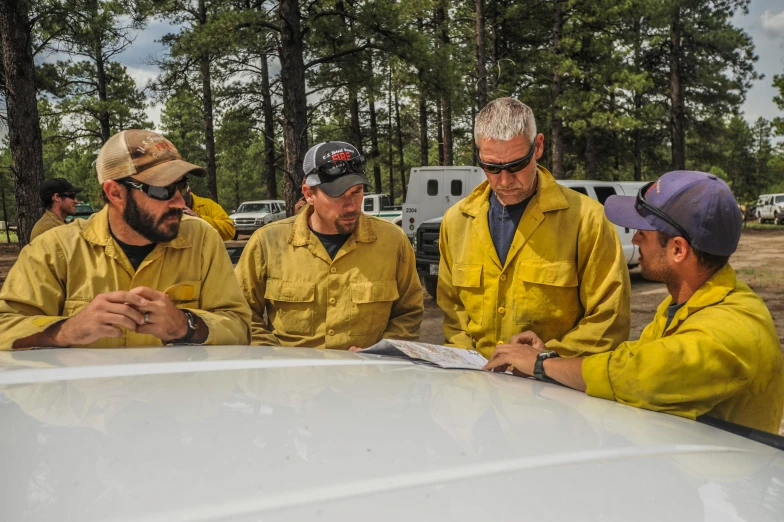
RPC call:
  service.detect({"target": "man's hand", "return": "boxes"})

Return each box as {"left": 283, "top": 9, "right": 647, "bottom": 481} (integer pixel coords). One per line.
{"left": 183, "top": 207, "right": 202, "bottom": 218}
{"left": 129, "top": 286, "right": 189, "bottom": 341}
{"left": 483, "top": 331, "right": 548, "bottom": 376}
{"left": 56, "top": 291, "right": 147, "bottom": 346}
{"left": 348, "top": 346, "right": 362, "bottom": 352}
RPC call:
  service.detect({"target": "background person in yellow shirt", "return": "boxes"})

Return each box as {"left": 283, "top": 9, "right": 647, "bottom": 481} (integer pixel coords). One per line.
{"left": 235, "top": 141, "right": 423, "bottom": 349}
{"left": 0, "top": 129, "right": 251, "bottom": 349}
{"left": 484, "top": 170, "right": 784, "bottom": 434}
{"left": 30, "top": 178, "right": 84, "bottom": 240}
{"left": 438, "top": 97, "right": 630, "bottom": 359}
{"left": 181, "top": 185, "right": 236, "bottom": 241}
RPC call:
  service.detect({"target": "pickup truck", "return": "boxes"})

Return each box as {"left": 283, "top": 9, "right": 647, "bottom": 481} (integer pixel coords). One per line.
{"left": 229, "top": 200, "right": 286, "bottom": 236}
{"left": 362, "top": 193, "right": 402, "bottom": 225}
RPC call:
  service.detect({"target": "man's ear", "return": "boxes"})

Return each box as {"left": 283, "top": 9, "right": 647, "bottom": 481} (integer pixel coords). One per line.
{"left": 103, "top": 181, "right": 126, "bottom": 206}
{"left": 669, "top": 236, "right": 690, "bottom": 264}
{"left": 302, "top": 184, "right": 315, "bottom": 203}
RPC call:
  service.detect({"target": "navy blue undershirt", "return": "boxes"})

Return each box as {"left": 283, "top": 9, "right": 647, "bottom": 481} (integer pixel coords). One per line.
{"left": 663, "top": 301, "right": 687, "bottom": 332}
{"left": 310, "top": 227, "right": 350, "bottom": 260}
{"left": 488, "top": 191, "right": 534, "bottom": 265}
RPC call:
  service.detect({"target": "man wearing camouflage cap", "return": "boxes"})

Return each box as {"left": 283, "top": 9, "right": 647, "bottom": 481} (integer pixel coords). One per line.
{"left": 235, "top": 141, "right": 423, "bottom": 349}
{"left": 484, "top": 171, "right": 784, "bottom": 433}
{"left": 0, "top": 129, "right": 251, "bottom": 349}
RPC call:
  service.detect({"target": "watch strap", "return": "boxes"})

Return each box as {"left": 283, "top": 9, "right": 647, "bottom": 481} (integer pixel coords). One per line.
{"left": 534, "top": 351, "right": 560, "bottom": 383}
{"left": 171, "top": 309, "right": 198, "bottom": 344}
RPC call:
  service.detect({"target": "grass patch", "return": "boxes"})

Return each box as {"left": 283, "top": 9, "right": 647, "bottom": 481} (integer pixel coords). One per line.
{"left": 736, "top": 266, "right": 784, "bottom": 290}
{"left": 0, "top": 231, "right": 18, "bottom": 244}
{"left": 742, "top": 222, "right": 783, "bottom": 232}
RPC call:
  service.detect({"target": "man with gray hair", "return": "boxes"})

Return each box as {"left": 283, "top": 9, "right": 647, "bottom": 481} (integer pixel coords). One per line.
{"left": 437, "top": 97, "right": 631, "bottom": 359}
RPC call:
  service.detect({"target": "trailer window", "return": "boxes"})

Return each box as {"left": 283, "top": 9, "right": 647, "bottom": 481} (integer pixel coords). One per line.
{"left": 450, "top": 179, "right": 462, "bottom": 196}
{"left": 594, "top": 186, "right": 617, "bottom": 206}
{"left": 571, "top": 186, "right": 587, "bottom": 195}
{"left": 427, "top": 180, "right": 439, "bottom": 196}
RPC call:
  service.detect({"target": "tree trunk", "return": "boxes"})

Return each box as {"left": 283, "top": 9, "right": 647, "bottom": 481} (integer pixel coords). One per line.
{"left": 199, "top": 0, "right": 218, "bottom": 200}
{"left": 585, "top": 129, "right": 597, "bottom": 180}
{"left": 419, "top": 88, "right": 429, "bottom": 167}
{"left": 475, "top": 0, "right": 488, "bottom": 109}
{"left": 261, "top": 52, "right": 277, "bottom": 199}
{"left": 550, "top": 0, "right": 564, "bottom": 178}
{"left": 632, "top": 15, "right": 643, "bottom": 182}
{"left": 349, "top": 87, "right": 363, "bottom": 153}
{"left": 670, "top": 5, "right": 685, "bottom": 170}
{"left": 442, "top": 98, "right": 453, "bottom": 166}
{"left": 394, "top": 89, "right": 407, "bottom": 200}
{"left": 387, "top": 64, "right": 394, "bottom": 202}
{"left": 436, "top": 102, "right": 445, "bottom": 166}
{"left": 95, "top": 43, "right": 111, "bottom": 143}
{"left": 279, "top": 0, "right": 308, "bottom": 214}
{"left": 436, "top": 1, "right": 453, "bottom": 165}
{"left": 367, "top": 52, "right": 382, "bottom": 193}
{"left": 0, "top": 0, "right": 45, "bottom": 247}
{"left": 471, "top": 104, "right": 478, "bottom": 166}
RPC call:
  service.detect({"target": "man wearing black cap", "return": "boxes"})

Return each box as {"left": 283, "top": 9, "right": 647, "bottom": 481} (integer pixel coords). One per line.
{"left": 235, "top": 141, "right": 423, "bottom": 349}
{"left": 30, "top": 178, "right": 85, "bottom": 241}
{"left": 484, "top": 171, "right": 784, "bottom": 433}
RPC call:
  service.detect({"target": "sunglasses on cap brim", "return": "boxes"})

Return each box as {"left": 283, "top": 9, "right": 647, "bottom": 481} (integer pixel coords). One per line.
{"left": 635, "top": 181, "right": 692, "bottom": 244}
{"left": 120, "top": 177, "right": 189, "bottom": 201}
{"left": 478, "top": 144, "right": 536, "bottom": 175}
{"left": 314, "top": 155, "right": 367, "bottom": 176}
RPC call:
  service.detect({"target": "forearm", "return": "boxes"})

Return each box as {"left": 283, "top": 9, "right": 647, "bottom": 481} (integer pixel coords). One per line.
{"left": 11, "top": 319, "right": 68, "bottom": 349}
{"left": 543, "top": 357, "right": 587, "bottom": 392}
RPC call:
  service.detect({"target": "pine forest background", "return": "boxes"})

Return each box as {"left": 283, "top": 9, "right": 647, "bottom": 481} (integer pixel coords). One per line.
{"left": 2, "top": 0, "right": 784, "bottom": 245}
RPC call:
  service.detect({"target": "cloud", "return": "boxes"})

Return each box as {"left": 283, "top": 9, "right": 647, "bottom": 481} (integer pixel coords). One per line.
{"left": 761, "top": 9, "right": 784, "bottom": 38}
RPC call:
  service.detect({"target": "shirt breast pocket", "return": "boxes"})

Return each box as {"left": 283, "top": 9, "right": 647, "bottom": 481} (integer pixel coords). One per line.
{"left": 163, "top": 281, "right": 202, "bottom": 308}
{"left": 514, "top": 261, "right": 580, "bottom": 326}
{"left": 264, "top": 279, "right": 315, "bottom": 336}
{"left": 349, "top": 280, "right": 399, "bottom": 337}
{"left": 452, "top": 263, "right": 484, "bottom": 327}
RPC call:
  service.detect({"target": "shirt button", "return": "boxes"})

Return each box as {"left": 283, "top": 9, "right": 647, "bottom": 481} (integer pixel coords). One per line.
{"left": 500, "top": 274, "right": 507, "bottom": 281}
{"left": 329, "top": 298, "right": 336, "bottom": 305}
{"left": 330, "top": 267, "right": 337, "bottom": 274}
{"left": 328, "top": 329, "right": 335, "bottom": 336}
{"left": 498, "top": 306, "right": 506, "bottom": 315}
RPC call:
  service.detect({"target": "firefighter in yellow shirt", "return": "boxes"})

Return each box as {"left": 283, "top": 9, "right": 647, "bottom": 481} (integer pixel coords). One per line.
{"left": 235, "top": 141, "right": 423, "bottom": 349}
{"left": 438, "top": 97, "right": 631, "bottom": 359}
{"left": 30, "top": 178, "right": 84, "bottom": 240}
{"left": 181, "top": 186, "right": 236, "bottom": 241}
{"left": 0, "top": 129, "right": 251, "bottom": 349}
{"left": 485, "top": 170, "right": 784, "bottom": 434}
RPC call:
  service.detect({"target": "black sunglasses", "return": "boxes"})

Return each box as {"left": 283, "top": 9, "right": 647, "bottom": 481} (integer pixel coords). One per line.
{"left": 120, "top": 177, "right": 189, "bottom": 201}
{"left": 314, "top": 154, "right": 367, "bottom": 177}
{"left": 636, "top": 181, "right": 691, "bottom": 244}
{"left": 59, "top": 192, "right": 77, "bottom": 200}
{"left": 478, "top": 144, "right": 536, "bottom": 175}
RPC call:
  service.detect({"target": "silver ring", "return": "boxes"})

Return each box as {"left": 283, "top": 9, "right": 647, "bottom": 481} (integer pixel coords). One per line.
{"left": 144, "top": 312, "right": 151, "bottom": 325}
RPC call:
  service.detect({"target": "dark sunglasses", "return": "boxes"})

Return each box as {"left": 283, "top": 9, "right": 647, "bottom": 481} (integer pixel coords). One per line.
{"left": 636, "top": 181, "right": 691, "bottom": 244}
{"left": 478, "top": 144, "right": 536, "bottom": 175}
{"left": 314, "top": 155, "right": 367, "bottom": 176}
{"left": 59, "top": 192, "right": 77, "bottom": 200}
{"left": 120, "top": 177, "right": 189, "bottom": 201}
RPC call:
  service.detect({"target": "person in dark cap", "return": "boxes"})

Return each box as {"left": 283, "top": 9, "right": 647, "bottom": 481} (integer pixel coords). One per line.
{"left": 235, "top": 140, "right": 423, "bottom": 349}
{"left": 484, "top": 170, "right": 784, "bottom": 434}
{"left": 30, "top": 178, "right": 85, "bottom": 240}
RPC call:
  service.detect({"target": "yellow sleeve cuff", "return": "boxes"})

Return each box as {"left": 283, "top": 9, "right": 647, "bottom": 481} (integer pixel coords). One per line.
{"left": 582, "top": 351, "right": 616, "bottom": 401}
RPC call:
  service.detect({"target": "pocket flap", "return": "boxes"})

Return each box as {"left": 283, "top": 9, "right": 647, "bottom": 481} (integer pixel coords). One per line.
{"left": 264, "top": 279, "right": 315, "bottom": 303}
{"left": 452, "top": 264, "right": 483, "bottom": 288}
{"left": 350, "top": 280, "right": 399, "bottom": 303}
{"left": 517, "top": 261, "right": 578, "bottom": 287}
{"left": 163, "top": 281, "right": 202, "bottom": 303}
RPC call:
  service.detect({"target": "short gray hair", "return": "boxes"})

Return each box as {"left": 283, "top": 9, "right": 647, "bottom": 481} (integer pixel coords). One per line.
{"left": 474, "top": 97, "right": 537, "bottom": 145}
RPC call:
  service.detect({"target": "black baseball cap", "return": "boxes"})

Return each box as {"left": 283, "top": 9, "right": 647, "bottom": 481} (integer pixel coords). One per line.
{"left": 302, "top": 141, "right": 370, "bottom": 198}
{"left": 40, "top": 178, "right": 84, "bottom": 204}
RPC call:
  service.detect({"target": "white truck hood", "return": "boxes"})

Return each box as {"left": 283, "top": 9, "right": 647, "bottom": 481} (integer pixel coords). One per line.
{"left": 1, "top": 346, "right": 782, "bottom": 521}
{"left": 229, "top": 211, "right": 271, "bottom": 220}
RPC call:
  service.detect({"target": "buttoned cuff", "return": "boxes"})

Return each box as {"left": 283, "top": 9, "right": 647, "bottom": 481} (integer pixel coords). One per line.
{"left": 582, "top": 351, "right": 615, "bottom": 401}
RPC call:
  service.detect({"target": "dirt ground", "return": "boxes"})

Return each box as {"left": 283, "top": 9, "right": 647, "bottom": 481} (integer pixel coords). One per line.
{"left": 1, "top": 230, "right": 783, "bottom": 432}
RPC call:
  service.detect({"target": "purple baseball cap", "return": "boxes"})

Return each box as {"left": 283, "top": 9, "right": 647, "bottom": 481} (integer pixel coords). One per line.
{"left": 604, "top": 171, "right": 742, "bottom": 256}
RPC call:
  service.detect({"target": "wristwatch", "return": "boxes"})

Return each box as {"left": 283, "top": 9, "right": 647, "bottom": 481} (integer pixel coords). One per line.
{"left": 171, "top": 309, "right": 198, "bottom": 344}
{"left": 533, "top": 350, "right": 560, "bottom": 383}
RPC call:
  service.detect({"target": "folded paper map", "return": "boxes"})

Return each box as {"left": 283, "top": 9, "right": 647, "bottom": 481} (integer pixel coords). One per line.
{"left": 360, "top": 339, "right": 488, "bottom": 370}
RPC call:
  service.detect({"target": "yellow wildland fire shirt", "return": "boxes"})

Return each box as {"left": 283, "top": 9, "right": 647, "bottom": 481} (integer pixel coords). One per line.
{"left": 583, "top": 264, "right": 784, "bottom": 434}
{"left": 29, "top": 210, "right": 65, "bottom": 241}
{"left": 0, "top": 207, "right": 251, "bottom": 349}
{"left": 190, "top": 193, "right": 236, "bottom": 241}
{"left": 437, "top": 166, "right": 631, "bottom": 359}
{"left": 235, "top": 206, "right": 423, "bottom": 349}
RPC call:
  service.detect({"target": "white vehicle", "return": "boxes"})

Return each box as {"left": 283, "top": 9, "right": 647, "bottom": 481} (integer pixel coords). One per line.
{"left": 755, "top": 193, "right": 784, "bottom": 225}
{"left": 2, "top": 345, "right": 783, "bottom": 521}
{"left": 230, "top": 199, "right": 286, "bottom": 235}
{"left": 362, "top": 193, "right": 402, "bottom": 225}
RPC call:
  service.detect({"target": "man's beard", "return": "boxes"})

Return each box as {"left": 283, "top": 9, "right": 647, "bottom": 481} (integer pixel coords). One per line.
{"left": 639, "top": 250, "right": 674, "bottom": 285}
{"left": 334, "top": 211, "right": 360, "bottom": 234}
{"left": 123, "top": 194, "right": 182, "bottom": 243}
